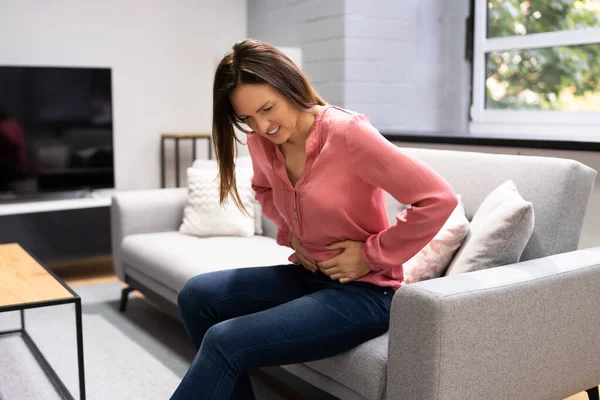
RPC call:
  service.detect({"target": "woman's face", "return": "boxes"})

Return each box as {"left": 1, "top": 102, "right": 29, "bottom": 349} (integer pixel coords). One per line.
{"left": 229, "top": 83, "right": 300, "bottom": 144}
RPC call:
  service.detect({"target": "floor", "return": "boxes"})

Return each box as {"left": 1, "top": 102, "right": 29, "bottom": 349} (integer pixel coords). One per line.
{"left": 49, "top": 256, "right": 594, "bottom": 400}
{"left": 50, "top": 256, "right": 309, "bottom": 400}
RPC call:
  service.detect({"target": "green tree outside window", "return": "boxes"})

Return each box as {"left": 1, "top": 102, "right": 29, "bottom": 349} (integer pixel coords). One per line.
{"left": 486, "top": 0, "right": 600, "bottom": 110}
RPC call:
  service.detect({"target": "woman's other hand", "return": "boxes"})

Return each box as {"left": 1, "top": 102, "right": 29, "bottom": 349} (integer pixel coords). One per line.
{"left": 291, "top": 235, "right": 318, "bottom": 273}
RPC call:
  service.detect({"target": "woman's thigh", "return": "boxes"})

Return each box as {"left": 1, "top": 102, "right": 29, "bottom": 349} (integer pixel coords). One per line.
{"left": 177, "top": 263, "right": 313, "bottom": 324}
{"left": 202, "top": 284, "right": 393, "bottom": 371}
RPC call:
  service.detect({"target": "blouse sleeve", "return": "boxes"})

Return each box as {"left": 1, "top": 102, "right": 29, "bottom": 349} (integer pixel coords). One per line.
{"left": 343, "top": 115, "right": 458, "bottom": 272}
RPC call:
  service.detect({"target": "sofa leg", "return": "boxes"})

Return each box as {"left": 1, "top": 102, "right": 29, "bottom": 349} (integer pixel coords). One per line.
{"left": 120, "top": 286, "right": 134, "bottom": 312}
{"left": 587, "top": 386, "right": 599, "bottom": 400}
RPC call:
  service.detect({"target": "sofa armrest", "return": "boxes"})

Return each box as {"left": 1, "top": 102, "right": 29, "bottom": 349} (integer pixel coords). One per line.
{"left": 110, "top": 188, "right": 188, "bottom": 280}
{"left": 387, "top": 247, "right": 600, "bottom": 400}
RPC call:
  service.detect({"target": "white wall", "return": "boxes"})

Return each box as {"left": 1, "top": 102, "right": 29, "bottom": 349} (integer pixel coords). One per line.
{"left": 1, "top": 0, "right": 247, "bottom": 190}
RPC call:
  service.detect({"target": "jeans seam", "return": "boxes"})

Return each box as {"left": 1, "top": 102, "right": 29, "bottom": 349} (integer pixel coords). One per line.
{"left": 212, "top": 359, "right": 232, "bottom": 400}
{"left": 306, "top": 293, "right": 353, "bottom": 320}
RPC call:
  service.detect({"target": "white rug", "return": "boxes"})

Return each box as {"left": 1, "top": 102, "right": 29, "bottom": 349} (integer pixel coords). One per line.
{"left": 0, "top": 282, "right": 289, "bottom": 400}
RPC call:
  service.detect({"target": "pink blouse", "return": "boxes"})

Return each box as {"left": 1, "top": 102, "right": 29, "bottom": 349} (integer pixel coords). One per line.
{"left": 247, "top": 105, "right": 458, "bottom": 291}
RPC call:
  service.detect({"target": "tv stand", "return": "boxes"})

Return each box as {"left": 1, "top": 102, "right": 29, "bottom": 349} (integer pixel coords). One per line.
{"left": 0, "top": 191, "right": 113, "bottom": 264}
{"left": 1, "top": 190, "right": 86, "bottom": 203}
{"left": 0, "top": 189, "right": 113, "bottom": 216}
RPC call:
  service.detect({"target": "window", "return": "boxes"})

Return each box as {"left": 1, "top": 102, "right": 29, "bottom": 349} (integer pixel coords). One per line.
{"left": 470, "top": 0, "right": 600, "bottom": 141}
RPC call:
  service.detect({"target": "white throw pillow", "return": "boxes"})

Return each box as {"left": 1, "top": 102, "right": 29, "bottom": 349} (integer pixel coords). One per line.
{"left": 400, "top": 196, "right": 470, "bottom": 286}
{"left": 444, "top": 180, "right": 534, "bottom": 275}
{"left": 191, "top": 156, "right": 263, "bottom": 235}
{"left": 179, "top": 166, "right": 256, "bottom": 237}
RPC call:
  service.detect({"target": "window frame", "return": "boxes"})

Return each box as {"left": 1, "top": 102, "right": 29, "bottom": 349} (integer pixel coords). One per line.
{"left": 470, "top": 0, "right": 600, "bottom": 141}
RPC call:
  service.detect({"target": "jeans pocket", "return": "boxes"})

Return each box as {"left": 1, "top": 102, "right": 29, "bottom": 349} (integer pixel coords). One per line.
{"left": 346, "top": 284, "right": 392, "bottom": 319}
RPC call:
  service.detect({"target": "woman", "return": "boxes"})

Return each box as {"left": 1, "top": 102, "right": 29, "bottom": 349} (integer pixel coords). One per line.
{"left": 171, "top": 39, "right": 458, "bottom": 400}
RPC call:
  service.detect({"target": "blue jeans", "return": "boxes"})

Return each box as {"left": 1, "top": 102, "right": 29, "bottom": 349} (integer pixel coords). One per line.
{"left": 170, "top": 263, "right": 393, "bottom": 400}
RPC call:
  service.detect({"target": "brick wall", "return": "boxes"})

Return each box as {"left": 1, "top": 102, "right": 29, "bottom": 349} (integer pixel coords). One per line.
{"left": 248, "top": 0, "right": 471, "bottom": 132}
{"left": 248, "top": 0, "right": 345, "bottom": 106}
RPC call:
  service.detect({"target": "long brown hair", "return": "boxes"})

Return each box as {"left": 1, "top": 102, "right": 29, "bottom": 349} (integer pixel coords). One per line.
{"left": 212, "top": 38, "right": 326, "bottom": 215}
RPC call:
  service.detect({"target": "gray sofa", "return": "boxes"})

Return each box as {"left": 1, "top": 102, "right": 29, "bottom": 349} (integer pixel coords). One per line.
{"left": 111, "top": 146, "right": 600, "bottom": 400}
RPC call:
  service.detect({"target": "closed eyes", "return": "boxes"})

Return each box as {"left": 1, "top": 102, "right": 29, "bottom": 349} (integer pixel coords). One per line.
{"left": 237, "top": 104, "right": 273, "bottom": 121}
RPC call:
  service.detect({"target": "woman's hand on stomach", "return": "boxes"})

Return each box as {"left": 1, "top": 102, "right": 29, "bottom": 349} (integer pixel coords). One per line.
{"left": 317, "top": 240, "right": 371, "bottom": 284}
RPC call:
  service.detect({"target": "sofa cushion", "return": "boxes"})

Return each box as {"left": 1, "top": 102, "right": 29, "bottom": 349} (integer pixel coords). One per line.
{"left": 283, "top": 333, "right": 389, "bottom": 400}
{"left": 120, "top": 231, "right": 294, "bottom": 293}
{"left": 445, "top": 180, "right": 534, "bottom": 275}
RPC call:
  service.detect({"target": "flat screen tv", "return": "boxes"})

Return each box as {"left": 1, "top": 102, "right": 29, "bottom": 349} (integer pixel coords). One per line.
{"left": 0, "top": 66, "right": 114, "bottom": 201}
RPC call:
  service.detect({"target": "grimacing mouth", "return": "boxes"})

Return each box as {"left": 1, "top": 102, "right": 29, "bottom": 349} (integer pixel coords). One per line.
{"left": 267, "top": 126, "right": 280, "bottom": 135}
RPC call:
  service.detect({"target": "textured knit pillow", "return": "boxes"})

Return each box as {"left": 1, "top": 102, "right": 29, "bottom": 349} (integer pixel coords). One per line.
{"left": 445, "top": 180, "right": 534, "bottom": 276}
{"left": 191, "top": 156, "right": 263, "bottom": 235}
{"left": 179, "top": 166, "right": 256, "bottom": 237}
{"left": 400, "top": 196, "right": 470, "bottom": 286}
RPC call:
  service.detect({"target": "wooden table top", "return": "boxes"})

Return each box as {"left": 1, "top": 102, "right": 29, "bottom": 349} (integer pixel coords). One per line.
{"left": 161, "top": 132, "right": 212, "bottom": 139}
{"left": 0, "top": 243, "right": 74, "bottom": 308}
